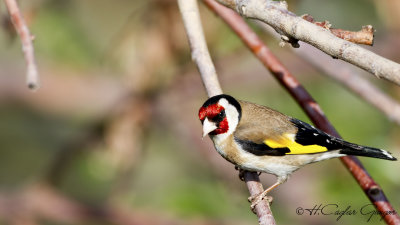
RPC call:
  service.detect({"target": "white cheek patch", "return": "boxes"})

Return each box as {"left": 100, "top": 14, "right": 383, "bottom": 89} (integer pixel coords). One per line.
{"left": 217, "top": 98, "right": 229, "bottom": 107}
{"left": 218, "top": 98, "right": 239, "bottom": 136}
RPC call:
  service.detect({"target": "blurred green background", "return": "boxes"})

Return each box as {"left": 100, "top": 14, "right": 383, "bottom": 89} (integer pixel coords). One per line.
{"left": 0, "top": 0, "right": 399, "bottom": 224}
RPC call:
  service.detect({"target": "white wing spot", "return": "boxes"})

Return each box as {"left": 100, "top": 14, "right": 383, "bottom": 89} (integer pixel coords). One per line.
{"left": 313, "top": 133, "right": 318, "bottom": 136}
{"left": 381, "top": 150, "right": 394, "bottom": 159}
{"left": 326, "top": 139, "right": 331, "bottom": 143}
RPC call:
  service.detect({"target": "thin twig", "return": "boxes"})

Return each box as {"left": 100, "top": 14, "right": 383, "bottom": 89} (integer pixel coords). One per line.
{"left": 4, "top": 0, "right": 40, "bottom": 90}
{"left": 177, "top": 0, "right": 276, "bottom": 224}
{"left": 330, "top": 26, "right": 374, "bottom": 46}
{"left": 216, "top": 0, "right": 400, "bottom": 86}
{"left": 203, "top": 1, "right": 400, "bottom": 224}
{"left": 177, "top": 0, "right": 221, "bottom": 97}
{"left": 302, "top": 14, "right": 374, "bottom": 46}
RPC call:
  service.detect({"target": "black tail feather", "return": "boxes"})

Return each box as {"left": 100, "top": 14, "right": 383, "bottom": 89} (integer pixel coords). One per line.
{"left": 339, "top": 146, "right": 397, "bottom": 161}
{"left": 289, "top": 118, "right": 396, "bottom": 161}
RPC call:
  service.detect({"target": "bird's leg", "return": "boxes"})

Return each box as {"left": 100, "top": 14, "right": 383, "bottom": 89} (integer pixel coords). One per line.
{"left": 248, "top": 182, "right": 280, "bottom": 209}
{"left": 248, "top": 176, "right": 287, "bottom": 210}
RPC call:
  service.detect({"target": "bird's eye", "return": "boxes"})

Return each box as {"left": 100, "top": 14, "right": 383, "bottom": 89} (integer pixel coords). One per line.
{"left": 214, "top": 110, "right": 225, "bottom": 122}
{"left": 219, "top": 110, "right": 225, "bottom": 117}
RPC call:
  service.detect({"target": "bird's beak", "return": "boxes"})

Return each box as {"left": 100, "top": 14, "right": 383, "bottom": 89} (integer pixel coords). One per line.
{"left": 202, "top": 117, "right": 217, "bottom": 137}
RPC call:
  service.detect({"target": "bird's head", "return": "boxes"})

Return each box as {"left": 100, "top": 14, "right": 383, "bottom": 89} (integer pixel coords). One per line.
{"left": 198, "top": 94, "right": 242, "bottom": 137}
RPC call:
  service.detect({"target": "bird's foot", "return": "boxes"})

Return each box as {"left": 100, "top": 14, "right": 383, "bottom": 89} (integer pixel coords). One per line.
{"left": 235, "top": 166, "right": 245, "bottom": 181}
{"left": 248, "top": 193, "right": 273, "bottom": 213}
{"left": 235, "top": 167, "right": 261, "bottom": 181}
{"left": 239, "top": 170, "right": 246, "bottom": 181}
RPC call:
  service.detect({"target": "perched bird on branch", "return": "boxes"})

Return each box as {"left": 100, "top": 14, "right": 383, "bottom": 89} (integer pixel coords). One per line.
{"left": 198, "top": 94, "right": 397, "bottom": 209}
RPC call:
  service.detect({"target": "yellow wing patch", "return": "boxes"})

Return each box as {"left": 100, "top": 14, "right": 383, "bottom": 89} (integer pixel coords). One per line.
{"left": 264, "top": 134, "right": 328, "bottom": 154}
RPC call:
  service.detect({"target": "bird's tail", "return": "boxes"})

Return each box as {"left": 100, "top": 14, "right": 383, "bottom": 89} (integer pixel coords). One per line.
{"left": 339, "top": 142, "right": 397, "bottom": 161}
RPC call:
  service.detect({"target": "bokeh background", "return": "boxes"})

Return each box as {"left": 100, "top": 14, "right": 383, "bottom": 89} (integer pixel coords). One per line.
{"left": 0, "top": 0, "right": 399, "bottom": 224}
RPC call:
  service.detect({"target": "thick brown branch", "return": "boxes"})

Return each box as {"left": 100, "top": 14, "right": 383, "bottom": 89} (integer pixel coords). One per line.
{"left": 302, "top": 14, "right": 374, "bottom": 46}
{"left": 203, "top": 1, "right": 400, "bottom": 224}
{"left": 4, "top": 0, "right": 40, "bottom": 90}
{"left": 216, "top": 0, "right": 400, "bottom": 86}
{"left": 178, "top": 0, "right": 276, "bottom": 224}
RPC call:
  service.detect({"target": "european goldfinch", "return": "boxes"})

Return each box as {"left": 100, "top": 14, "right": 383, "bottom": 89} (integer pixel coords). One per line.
{"left": 198, "top": 94, "right": 397, "bottom": 208}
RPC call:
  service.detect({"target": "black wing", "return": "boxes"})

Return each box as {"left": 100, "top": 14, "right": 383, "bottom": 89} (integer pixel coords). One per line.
{"left": 234, "top": 137, "right": 290, "bottom": 156}
{"left": 290, "top": 118, "right": 343, "bottom": 150}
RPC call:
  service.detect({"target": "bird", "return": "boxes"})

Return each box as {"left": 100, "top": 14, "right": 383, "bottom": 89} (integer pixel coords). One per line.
{"left": 198, "top": 94, "right": 397, "bottom": 209}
